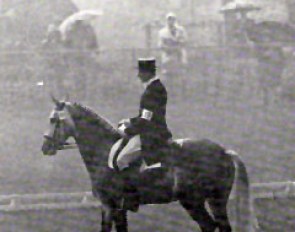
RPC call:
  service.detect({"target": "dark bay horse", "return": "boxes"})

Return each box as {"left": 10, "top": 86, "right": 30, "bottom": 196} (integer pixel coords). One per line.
{"left": 41, "top": 98, "right": 257, "bottom": 232}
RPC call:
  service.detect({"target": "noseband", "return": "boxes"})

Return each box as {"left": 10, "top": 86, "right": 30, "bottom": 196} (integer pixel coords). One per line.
{"left": 44, "top": 109, "right": 78, "bottom": 150}
{"left": 43, "top": 133, "right": 67, "bottom": 150}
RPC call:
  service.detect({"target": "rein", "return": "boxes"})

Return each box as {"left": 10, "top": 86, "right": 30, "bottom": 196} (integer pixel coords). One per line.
{"left": 44, "top": 129, "right": 78, "bottom": 151}
{"left": 44, "top": 134, "right": 78, "bottom": 150}
{"left": 59, "top": 143, "right": 78, "bottom": 150}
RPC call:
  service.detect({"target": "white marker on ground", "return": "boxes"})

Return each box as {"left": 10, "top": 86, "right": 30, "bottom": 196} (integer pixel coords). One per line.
{"left": 36, "top": 81, "right": 44, "bottom": 86}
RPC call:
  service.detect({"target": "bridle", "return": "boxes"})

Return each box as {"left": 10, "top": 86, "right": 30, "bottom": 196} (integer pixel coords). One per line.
{"left": 43, "top": 133, "right": 60, "bottom": 145}
{"left": 43, "top": 107, "right": 78, "bottom": 150}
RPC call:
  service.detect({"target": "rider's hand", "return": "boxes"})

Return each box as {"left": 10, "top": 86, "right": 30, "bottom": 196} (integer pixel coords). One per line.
{"left": 118, "top": 123, "right": 127, "bottom": 137}
{"left": 118, "top": 118, "right": 130, "bottom": 127}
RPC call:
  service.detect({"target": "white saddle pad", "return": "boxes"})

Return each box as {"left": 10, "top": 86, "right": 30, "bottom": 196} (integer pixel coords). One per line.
{"left": 108, "top": 135, "right": 141, "bottom": 170}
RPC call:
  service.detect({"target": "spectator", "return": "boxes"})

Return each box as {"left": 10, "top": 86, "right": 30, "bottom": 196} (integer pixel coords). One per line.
{"left": 62, "top": 19, "right": 99, "bottom": 101}
{"left": 255, "top": 43, "right": 286, "bottom": 105}
{"left": 41, "top": 24, "right": 63, "bottom": 50}
{"left": 41, "top": 23, "right": 67, "bottom": 97}
{"left": 158, "top": 12, "right": 187, "bottom": 70}
{"left": 63, "top": 19, "right": 98, "bottom": 51}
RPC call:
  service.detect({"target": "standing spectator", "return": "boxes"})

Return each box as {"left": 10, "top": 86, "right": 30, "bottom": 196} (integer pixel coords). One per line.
{"left": 281, "top": 47, "right": 295, "bottom": 101}
{"left": 41, "top": 24, "right": 63, "bottom": 49}
{"left": 158, "top": 12, "right": 188, "bottom": 72}
{"left": 63, "top": 19, "right": 98, "bottom": 51}
{"left": 255, "top": 43, "right": 286, "bottom": 105}
{"left": 41, "top": 23, "right": 67, "bottom": 97}
{"left": 62, "top": 19, "right": 99, "bottom": 101}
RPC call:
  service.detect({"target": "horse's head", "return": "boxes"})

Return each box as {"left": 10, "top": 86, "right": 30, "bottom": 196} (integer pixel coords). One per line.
{"left": 42, "top": 96, "right": 77, "bottom": 156}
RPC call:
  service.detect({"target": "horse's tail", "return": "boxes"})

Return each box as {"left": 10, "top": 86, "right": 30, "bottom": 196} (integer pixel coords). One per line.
{"left": 227, "top": 150, "right": 259, "bottom": 232}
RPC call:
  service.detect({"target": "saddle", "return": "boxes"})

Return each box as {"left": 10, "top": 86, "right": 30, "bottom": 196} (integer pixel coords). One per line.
{"left": 112, "top": 138, "right": 186, "bottom": 212}
{"left": 108, "top": 136, "right": 185, "bottom": 172}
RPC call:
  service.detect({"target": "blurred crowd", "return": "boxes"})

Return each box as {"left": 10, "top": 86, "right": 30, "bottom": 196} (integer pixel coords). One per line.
{"left": 0, "top": 3, "right": 294, "bottom": 103}
{"left": 39, "top": 18, "right": 99, "bottom": 100}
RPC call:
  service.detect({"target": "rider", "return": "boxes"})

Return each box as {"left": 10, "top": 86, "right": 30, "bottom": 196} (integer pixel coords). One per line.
{"left": 109, "top": 57, "right": 172, "bottom": 211}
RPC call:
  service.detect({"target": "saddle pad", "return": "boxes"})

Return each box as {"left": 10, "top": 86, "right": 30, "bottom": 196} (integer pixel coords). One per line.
{"left": 108, "top": 135, "right": 141, "bottom": 169}
{"left": 174, "top": 138, "right": 191, "bottom": 147}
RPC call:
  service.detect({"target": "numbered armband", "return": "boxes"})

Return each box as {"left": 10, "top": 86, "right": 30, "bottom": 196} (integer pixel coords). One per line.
{"left": 141, "top": 109, "right": 153, "bottom": 121}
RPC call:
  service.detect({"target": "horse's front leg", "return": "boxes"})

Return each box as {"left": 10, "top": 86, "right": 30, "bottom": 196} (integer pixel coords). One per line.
{"left": 113, "top": 209, "right": 128, "bottom": 232}
{"left": 100, "top": 204, "right": 114, "bottom": 232}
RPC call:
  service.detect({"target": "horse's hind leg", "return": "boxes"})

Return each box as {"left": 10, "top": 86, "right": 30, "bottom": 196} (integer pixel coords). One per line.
{"left": 100, "top": 204, "right": 113, "bottom": 232}
{"left": 180, "top": 197, "right": 217, "bottom": 232}
{"left": 207, "top": 180, "right": 233, "bottom": 232}
{"left": 208, "top": 198, "right": 232, "bottom": 232}
{"left": 113, "top": 209, "right": 128, "bottom": 232}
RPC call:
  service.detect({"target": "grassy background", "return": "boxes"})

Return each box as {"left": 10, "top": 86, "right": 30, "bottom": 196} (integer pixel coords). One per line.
{"left": 0, "top": 48, "right": 294, "bottom": 231}
{"left": 0, "top": 199, "right": 294, "bottom": 232}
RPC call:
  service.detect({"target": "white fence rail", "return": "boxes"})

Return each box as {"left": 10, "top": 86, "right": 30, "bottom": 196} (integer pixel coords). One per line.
{"left": 0, "top": 192, "right": 100, "bottom": 212}
{"left": 251, "top": 181, "right": 295, "bottom": 199}
{"left": 0, "top": 181, "right": 294, "bottom": 212}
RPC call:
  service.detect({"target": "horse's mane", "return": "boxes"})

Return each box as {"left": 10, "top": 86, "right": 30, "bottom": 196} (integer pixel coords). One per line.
{"left": 69, "top": 102, "right": 120, "bottom": 138}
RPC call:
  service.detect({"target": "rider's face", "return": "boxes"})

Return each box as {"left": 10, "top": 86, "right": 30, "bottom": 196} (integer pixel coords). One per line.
{"left": 138, "top": 71, "right": 152, "bottom": 83}
{"left": 167, "top": 17, "right": 176, "bottom": 28}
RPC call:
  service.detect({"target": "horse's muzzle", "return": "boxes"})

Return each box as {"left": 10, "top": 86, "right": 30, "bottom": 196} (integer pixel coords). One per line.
{"left": 41, "top": 141, "right": 57, "bottom": 156}
{"left": 42, "top": 135, "right": 58, "bottom": 156}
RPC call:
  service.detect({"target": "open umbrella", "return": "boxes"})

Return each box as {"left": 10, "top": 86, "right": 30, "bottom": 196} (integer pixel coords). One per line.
{"left": 220, "top": 0, "right": 261, "bottom": 13}
{"left": 59, "top": 9, "right": 103, "bottom": 35}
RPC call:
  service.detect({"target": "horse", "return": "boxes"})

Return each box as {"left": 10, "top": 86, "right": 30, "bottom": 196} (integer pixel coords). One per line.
{"left": 41, "top": 97, "right": 257, "bottom": 232}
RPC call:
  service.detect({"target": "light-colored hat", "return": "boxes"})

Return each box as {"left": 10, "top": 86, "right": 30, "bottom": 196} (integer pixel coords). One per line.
{"left": 166, "top": 12, "right": 176, "bottom": 19}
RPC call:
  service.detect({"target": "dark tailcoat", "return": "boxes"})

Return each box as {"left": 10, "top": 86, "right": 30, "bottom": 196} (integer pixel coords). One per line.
{"left": 125, "top": 78, "right": 172, "bottom": 151}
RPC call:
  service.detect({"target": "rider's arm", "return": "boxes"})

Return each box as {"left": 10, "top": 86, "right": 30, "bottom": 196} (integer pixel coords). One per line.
{"left": 125, "top": 87, "right": 163, "bottom": 136}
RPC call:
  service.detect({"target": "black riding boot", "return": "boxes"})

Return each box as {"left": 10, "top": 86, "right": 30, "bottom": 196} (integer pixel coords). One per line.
{"left": 121, "top": 168, "right": 140, "bottom": 212}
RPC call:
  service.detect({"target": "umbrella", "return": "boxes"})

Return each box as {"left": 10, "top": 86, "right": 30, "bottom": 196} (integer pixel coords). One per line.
{"left": 59, "top": 9, "right": 103, "bottom": 35}
{"left": 220, "top": 0, "right": 261, "bottom": 13}
{"left": 246, "top": 21, "right": 295, "bottom": 44}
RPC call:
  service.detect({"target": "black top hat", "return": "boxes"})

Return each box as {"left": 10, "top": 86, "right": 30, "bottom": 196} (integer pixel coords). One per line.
{"left": 138, "top": 57, "right": 156, "bottom": 73}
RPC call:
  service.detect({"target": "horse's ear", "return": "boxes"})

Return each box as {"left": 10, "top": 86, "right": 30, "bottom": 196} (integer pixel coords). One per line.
{"left": 50, "top": 93, "right": 60, "bottom": 106}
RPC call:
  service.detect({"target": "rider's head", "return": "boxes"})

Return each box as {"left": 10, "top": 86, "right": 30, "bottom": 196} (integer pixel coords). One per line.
{"left": 166, "top": 12, "right": 177, "bottom": 29}
{"left": 137, "top": 58, "right": 156, "bottom": 83}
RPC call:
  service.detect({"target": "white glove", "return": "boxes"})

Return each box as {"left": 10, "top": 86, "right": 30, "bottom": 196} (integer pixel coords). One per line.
{"left": 118, "top": 123, "right": 127, "bottom": 136}
{"left": 118, "top": 118, "right": 130, "bottom": 127}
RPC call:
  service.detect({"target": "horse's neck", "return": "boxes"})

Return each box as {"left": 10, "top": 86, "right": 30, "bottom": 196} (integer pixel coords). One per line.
{"left": 72, "top": 113, "right": 119, "bottom": 175}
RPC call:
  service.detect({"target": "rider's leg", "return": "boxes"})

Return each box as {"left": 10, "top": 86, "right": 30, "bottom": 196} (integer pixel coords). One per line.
{"left": 142, "top": 142, "right": 171, "bottom": 167}
{"left": 120, "top": 166, "right": 140, "bottom": 212}
{"left": 117, "top": 150, "right": 141, "bottom": 170}
{"left": 115, "top": 137, "right": 142, "bottom": 212}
